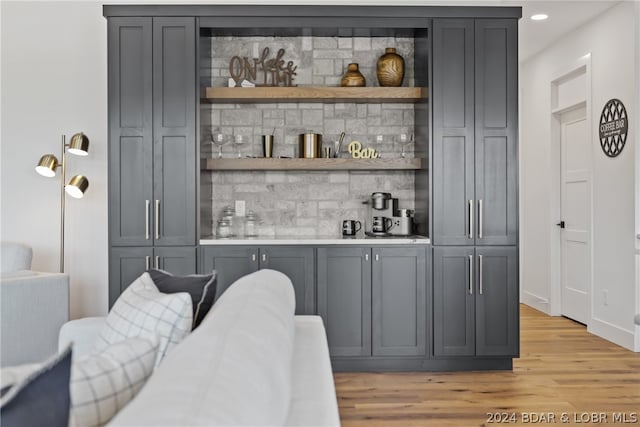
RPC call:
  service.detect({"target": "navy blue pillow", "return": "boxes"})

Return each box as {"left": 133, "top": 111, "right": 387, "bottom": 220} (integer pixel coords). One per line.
{"left": 0, "top": 347, "right": 72, "bottom": 427}
{"left": 149, "top": 269, "right": 217, "bottom": 329}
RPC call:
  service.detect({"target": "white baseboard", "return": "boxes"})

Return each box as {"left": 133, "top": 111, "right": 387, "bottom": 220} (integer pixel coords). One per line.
{"left": 521, "top": 291, "right": 551, "bottom": 315}
{"left": 589, "top": 317, "right": 636, "bottom": 351}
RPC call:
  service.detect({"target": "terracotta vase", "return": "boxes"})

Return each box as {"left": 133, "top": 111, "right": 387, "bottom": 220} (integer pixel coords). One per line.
{"left": 376, "top": 48, "right": 405, "bottom": 87}
{"left": 341, "top": 63, "right": 366, "bottom": 87}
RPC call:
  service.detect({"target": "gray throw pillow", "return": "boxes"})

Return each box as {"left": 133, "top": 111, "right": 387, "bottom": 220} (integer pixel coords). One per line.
{"left": 0, "top": 347, "right": 72, "bottom": 427}
{"left": 148, "top": 269, "right": 217, "bottom": 329}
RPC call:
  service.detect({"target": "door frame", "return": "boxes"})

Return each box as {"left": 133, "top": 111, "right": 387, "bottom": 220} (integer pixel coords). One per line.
{"left": 548, "top": 55, "right": 593, "bottom": 323}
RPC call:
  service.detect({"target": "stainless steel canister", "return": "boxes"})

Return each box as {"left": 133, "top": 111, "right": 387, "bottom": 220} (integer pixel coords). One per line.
{"left": 298, "top": 133, "right": 322, "bottom": 158}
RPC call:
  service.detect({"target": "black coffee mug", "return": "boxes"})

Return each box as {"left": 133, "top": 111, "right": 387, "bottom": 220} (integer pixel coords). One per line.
{"left": 342, "top": 220, "right": 362, "bottom": 236}
{"left": 372, "top": 216, "right": 393, "bottom": 233}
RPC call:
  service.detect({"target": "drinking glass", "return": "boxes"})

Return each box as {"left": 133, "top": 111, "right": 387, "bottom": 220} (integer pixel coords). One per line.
{"left": 399, "top": 133, "right": 414, "bottom": 158}
{"left": 211, "top": 130, "right": 228, "bottom": 159}
{"left": 233, "top": 134, "right": 247, "bottom": 158}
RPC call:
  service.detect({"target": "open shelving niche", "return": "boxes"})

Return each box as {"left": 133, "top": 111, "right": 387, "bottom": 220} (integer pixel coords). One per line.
{"left": 200, "top": 86, "right": 428, "bottom": 171}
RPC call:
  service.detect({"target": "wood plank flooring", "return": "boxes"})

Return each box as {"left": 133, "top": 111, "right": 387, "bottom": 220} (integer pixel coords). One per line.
{"left": 334, "top": 305, "right": 640, "bottom": 426}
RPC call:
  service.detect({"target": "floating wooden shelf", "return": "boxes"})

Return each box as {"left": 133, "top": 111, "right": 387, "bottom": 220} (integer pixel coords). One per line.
{"left": 201, "top": 157, "right": 423, "bottom": 171}
{"left": 203, "top": 86, "right": 427, "bottom": 103}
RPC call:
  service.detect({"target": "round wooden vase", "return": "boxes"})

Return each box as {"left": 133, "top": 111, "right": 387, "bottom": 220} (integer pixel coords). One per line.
{"left": 341, "top": 63, "right": 366, "bottom": 87}
{"left": 376, "top": 48, "right": 405, "bottom": 87}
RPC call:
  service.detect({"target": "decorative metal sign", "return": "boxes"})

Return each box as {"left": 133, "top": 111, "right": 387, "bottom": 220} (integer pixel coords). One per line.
{"left": 348, "top": 141, "right": 379, "bottom": 159}
{"left": 599, "top": 98, "right": 628, "bottom": 157}
{"left": 229, "top": 47, "right": 297, "bottom": 87}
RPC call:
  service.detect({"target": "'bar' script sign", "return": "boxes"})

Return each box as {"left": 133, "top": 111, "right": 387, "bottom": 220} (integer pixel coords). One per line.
{"left": 229, "top": 47, "right": 297, "bottom": 87}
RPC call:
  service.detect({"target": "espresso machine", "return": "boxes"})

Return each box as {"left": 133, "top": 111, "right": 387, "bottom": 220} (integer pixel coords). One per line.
{"left": 364, "top": 192, "right": 414, "bottom": 237}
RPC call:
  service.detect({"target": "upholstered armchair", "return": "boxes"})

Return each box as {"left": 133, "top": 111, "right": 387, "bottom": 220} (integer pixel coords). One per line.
{"left": 1, "top": 242, "right": 69, "bottom": 366}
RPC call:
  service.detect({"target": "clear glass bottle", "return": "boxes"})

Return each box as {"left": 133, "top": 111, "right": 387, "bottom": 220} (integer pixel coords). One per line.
{"left": 245, "top": 210, "right": 258, "bottom": 237}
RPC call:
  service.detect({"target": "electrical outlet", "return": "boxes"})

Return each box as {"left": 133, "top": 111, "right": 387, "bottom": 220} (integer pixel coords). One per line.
{"left": 603, "top": 290, "right": 608, "bottom": 306}
{"left": 235, "top": 200, "right": 246, "bottom": 217}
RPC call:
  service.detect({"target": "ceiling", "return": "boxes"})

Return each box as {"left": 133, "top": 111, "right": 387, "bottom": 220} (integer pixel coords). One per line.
{"left": 501, "top": 0, "right": 621, "bottom": 61}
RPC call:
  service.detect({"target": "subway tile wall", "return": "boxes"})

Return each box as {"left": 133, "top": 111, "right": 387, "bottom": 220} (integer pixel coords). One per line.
{"left": 200, "top": 35, "right": 418, "bottom": 237}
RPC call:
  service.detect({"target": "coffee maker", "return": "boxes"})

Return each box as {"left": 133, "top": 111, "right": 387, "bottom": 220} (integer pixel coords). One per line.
{"left": 364, "top": 192, "right": 414, "bottom": 237}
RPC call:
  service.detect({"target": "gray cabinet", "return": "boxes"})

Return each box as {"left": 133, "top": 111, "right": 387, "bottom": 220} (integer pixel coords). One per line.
{"left": 109, "top": 246, "right": 197, "bottom": 307}
{"left": 433, "top": 246, "right": 518, "bottom": 357}
{"left": 317, "top": 247, "right": 372, "bottom": 357}
{"left": 372, "top": 247, "right": 427, "bottom": 357}
{"left": 108, "top": 17, "right": 197, "bottom": 305}
{"left": 199, "top": 246, "right": 315, "bottom": 315}
{"left": 108, "top": 17, "right": 196, "bottom": 247}
{"left": 432, "top": 18, "right": 517, "bottom": 246}
{"left": 317, "top": 246, "right": 428, "bottom": 358}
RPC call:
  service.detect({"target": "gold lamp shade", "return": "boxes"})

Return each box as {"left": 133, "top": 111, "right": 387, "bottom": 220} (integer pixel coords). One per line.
{"left": 67, "top": 132, "right": 90, "bottom": 156}
{"left": 65, "top": 175, "right": 89, "bottom": 198}
{"left": 35, "top": 154, "right": 59, "bottom": 177}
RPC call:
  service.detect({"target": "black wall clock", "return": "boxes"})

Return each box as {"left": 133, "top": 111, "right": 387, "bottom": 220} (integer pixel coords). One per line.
{"left": 599, "top": 98, "right": 628, "bottom": 157}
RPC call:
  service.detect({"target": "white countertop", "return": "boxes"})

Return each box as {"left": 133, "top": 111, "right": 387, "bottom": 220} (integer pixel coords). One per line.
{"left": 200, "top": 235, "right": 430, "bottom": 245}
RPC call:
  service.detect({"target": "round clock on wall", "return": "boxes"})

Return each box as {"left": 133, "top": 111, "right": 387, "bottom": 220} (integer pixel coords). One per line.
{"left": 599, "top": 98, "right": 628, "bottom": 158}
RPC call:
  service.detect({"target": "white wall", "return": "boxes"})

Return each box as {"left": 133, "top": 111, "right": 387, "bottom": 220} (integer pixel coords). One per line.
{"left": 1, "top": 1, "right": 108, "bottom": 318}
{"left": 634, "top": 1, "right": 640, "bottom": 352}
{"left": 520, "top": 2, "right": 638, "bottom": 350}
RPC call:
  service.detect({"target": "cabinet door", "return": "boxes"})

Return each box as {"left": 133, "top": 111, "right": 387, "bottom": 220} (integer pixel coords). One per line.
{"left": 474, "top": 19, "right": 518, "bottom": 246}
{"left": 152, "top": 18, "right": 197, "bottom": 246}
{"left": 317, "top": 247, "right": 371, "bottom": 357}
{"left": 108, "top": 18, "right": 153, "bottom": 247}
{"left": 260, "top": 247, "right": 315, "bottom": 315}
{"left": 433, "top": 246, "right": 475, "bottom": 357}
{"left": 372, "top": 247, "right": 427, "bottom": 357}
{"left": 109, "top": 247, "right": 154, "bottom": 308}
{"left": 475, "top": 247, "right": 518, "bottom": 356}
{"left": 200, "top": 246, "right": 259, "bottom": 300}
{"left": 432, "top": 19, "right": 476, "bottom": 246}
{"left": 154, "top": 246, "right": 197, "bottom": 276}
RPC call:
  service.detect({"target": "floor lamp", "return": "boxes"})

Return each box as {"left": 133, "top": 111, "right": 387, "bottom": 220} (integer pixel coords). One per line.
{"left": 35, "top": 133, "right": 90, "bottom": 273}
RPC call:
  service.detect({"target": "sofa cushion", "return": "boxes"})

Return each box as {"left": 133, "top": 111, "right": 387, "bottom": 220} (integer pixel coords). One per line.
{"left": 0, "top": 242, "right": 32, "bottom": 273}
{"left": 2, "top": 337, "right": 158, "bottom": 427}
{"left": 70, "top": 335, "right": 158, "bottom": 427}
{"left": 148, "top": 269, "right": 217, "bottom": 329}
{"left": 110, "top": 269, "right": 296, "bottom": 426}
{"left": 94, "top": 272, "right": 192, "bottom": 367}
{"left": 0, "top": 346, "right": 72, "bottom": 427}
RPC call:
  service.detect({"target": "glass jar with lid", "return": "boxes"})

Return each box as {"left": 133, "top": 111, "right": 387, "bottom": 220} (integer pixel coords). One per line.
{"left": 216, "top": 219, "right": 231, "bottom": 238}
{"left": 245, "top": 210, "right": 259, "bottom": 237}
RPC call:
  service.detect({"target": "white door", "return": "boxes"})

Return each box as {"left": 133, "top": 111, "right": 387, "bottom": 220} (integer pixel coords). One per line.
{"left": 560, "top": 106, "right": 591, "bottom": 324}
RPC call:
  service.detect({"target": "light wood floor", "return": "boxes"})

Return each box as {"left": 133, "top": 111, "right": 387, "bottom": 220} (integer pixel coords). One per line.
{"left": 334, "top": 305, "right": 640, "bottom": 426}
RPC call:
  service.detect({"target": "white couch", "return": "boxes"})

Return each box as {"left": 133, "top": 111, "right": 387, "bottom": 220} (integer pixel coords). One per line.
{"left": 59, "top": 269, "right": 341, "bottom": 426}
{"left": 1, "top": 242, "right": 69, "bottom": 366}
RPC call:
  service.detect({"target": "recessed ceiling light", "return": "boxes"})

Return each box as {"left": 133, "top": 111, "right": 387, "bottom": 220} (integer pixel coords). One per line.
{"left": 531, "top": 14, "right": 549, "bottom": 21}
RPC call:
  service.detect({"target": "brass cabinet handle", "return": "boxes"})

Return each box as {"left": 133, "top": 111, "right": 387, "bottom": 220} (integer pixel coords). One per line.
{"left": 155, "top": 256, "right": 159, "bottom": 269}
{"left": 478, "top": 199, "right": 483, "bottom": 239}
{"left": 468, "top": 200, "right": 474, "bottom": 239}
{"left": 145, "top": 200, "right": 150, "bottom": 240}
{"left": 478, "top": 254, "right": 484, "bottom": 295}
{"left": 145, "top": 256, "right": 150, "bottom": 270}
{"left": 155, "top": 200, "right": 160, "bottom": 240}
{"left": 468, "top": 254, "right": 473, "bottom": 295}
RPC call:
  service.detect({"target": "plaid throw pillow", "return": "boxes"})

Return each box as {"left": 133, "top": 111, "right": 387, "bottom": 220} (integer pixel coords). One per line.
{"left": 70, "top": 336, "right": 158, "bottom": 427}
{"left": 95, "top": 272, "right": 192, "bottom": 367}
